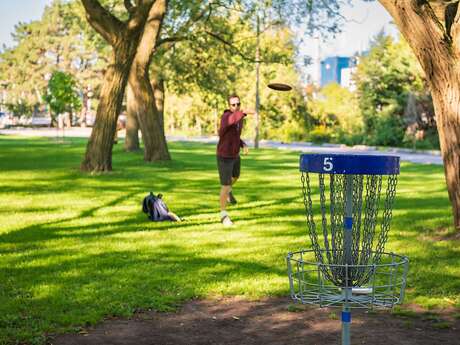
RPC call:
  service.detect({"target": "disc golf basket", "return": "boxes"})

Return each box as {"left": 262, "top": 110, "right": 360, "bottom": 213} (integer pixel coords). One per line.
{"left": 287, "top": 154, "right": 409, "bottom": 345}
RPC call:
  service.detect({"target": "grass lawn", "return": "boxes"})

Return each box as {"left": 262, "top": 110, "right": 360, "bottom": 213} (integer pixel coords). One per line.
{"left": 0, "top": 135, "right": 458, "bottom": 344}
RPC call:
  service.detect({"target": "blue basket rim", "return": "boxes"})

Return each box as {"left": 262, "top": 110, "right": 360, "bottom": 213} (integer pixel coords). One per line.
{"left": 299, "top": 153, "right": 400, "bottom": 175}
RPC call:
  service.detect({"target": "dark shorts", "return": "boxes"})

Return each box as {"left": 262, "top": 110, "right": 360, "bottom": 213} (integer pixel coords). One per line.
{"left": 217, "top": 156, "right": 241, "bottom": 186}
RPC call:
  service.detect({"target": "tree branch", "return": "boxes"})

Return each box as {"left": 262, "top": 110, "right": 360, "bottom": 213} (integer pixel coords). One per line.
{"left": 380, "top": 1, "right": 446, "bottom": 50}
{"left": 124, "top": 0, "right": 136, "bottom": 14}
{"left": 132, "top": 0, "right": 168, "bottom": 68}
{"left": 157, "top": 35, "right": 189, "bottom": 47}
{"left": 204, "top": 30, "right": 271, "bottom": 63}
{"left": 80, "top": 0, "right": 124, "bottom": 46}
{"left": 379, "top": 0, "right": 451, "bottom": 81}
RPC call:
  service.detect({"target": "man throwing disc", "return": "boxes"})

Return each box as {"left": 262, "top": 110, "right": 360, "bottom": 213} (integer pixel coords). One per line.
{"left": 217, "top": 94, "right": 253, "bottom": 226}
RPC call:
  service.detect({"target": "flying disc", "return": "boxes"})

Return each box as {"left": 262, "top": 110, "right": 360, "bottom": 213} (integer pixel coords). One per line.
{"left": 267, "top": 83, "right": 292, "bottom": 91}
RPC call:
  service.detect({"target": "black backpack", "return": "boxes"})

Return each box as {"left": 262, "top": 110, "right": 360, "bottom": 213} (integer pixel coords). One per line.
{"left": 142, "top": 192, "right": 174, "bottom": 221}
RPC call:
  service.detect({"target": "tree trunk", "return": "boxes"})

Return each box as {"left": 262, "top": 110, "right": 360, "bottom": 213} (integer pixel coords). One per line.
{"left": 68, "top": 110, "right": 73, "bottom": 127}
{"left": 80, "top": 90, "right": 88, "bottom": 127}
{"left": 430, "top": 81, "right": 460, "bottom": 231}
{"left": 80, "top": 0, "right": 157, "bottom": 172}
{"left": 379, "top": 0, "right": 460, "bottom": 230}
{"left": 81, "top": 44, "right": 134, "bottom": 171}
{"left": 125, "top": 85, "right": 141, "bottom": 151}
{"left": 126, "top": 0, "right": 170, "bottom": 162}
{"left": 127, "top": 66, "right": 170, "bottom": 161}
{"left": 124, "top": 74, "right": 165, "bottom": 153}
{"left": 151, "top": 74, "right": 165, "bottom": 130}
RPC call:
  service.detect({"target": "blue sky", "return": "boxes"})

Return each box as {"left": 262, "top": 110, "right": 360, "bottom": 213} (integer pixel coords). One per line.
{"left": 0, "top": 0, "right": 52, "bottom": 49}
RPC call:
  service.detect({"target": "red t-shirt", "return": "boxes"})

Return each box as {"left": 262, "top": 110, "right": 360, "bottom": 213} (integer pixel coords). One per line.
{"left": 217, "top": 110, "right": 246, "bottom": 158}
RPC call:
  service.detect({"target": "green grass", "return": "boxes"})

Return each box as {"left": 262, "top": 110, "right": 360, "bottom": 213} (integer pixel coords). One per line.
{"left": 0, "top": 135, "right": 459, "bottom": 344}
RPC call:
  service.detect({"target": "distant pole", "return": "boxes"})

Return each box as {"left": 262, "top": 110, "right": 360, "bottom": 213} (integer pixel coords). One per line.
{"left": 254, "top": 13, "right": 260, "bottom": 149}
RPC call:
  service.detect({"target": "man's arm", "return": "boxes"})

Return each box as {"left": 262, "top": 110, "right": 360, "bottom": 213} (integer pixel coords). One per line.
{"left": 219, "top": 110, "right": 246, "bottom": 136}
{"left": 240, "top": 139, "right": 249, "bottom": 155}
{"left": 225, "top": 110, "right": 246, "bottom": 126}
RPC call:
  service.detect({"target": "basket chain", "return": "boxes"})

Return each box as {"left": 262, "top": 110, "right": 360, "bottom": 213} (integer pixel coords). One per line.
{"left": 373, "top": 174, "right": 398, "bottom": 263}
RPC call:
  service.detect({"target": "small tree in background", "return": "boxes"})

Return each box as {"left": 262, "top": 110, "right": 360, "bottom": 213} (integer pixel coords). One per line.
{"left": 43, "top": 70, "right": 81, "bottom": 127}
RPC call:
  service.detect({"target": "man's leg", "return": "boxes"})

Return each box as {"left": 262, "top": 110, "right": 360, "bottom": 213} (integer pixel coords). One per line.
{"left": 220, "top": 185, "right": 233, "bottom": 226}
{"left": 228, "top": 177, "right": 238, "bottom": 204}
{"left": 220, "top": 185, "right": 231, "bottom": 211}
{"left": 228, "top": 156, "right": 240, "bottom": 204}
{"left": 217, "top": 157, "right": 234, "bottom": 226}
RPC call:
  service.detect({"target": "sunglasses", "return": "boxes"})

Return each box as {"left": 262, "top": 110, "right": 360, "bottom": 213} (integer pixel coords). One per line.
{"left": 230, "top": 102, "right": 241, "bottom": 107}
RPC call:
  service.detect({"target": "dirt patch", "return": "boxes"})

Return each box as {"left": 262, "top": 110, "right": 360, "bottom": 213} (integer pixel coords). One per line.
{"left": 50, "top": 297, "right": 459, "bottom": 345}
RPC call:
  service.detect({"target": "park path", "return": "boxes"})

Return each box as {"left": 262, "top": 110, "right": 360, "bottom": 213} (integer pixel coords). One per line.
{"left": 0, "top": 127, "right": 442, "bottom": 165}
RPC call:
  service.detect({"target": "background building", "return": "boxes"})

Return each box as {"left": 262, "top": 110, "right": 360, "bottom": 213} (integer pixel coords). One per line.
{"left": 320, "top": 56, "right": 358, "bottom": 89}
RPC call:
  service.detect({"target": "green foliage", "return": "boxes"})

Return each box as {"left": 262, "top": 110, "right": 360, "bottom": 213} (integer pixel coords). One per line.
{"left": 372, "top": 113, "right": 405, "bottom": 146}
{"left": 403, "top": 128, "right": 440, "bottom": 150}
{"left": 0, "top": 0, "right": 346, "bottom": 143}
{"left": 0, "top": 0, "right": 108, "bottom": 114}
{"left": 354, "top": 32, "right": 425, "bottom": 146}
{"left": 0, "top": 137, "right": 458, "bottom": 344}
{"left": 43, "top": 70, "right": 81, "bottom": 119}
{"left": 300, "top": 31, "right": 438, "bottom": 149}
{"left": 4, "top": 101, "right": 34, "bottom": 117}
{"left": 163, "top": 25, "right": 310, "bottom": 141}
{"left": 307, "top": 125, "right": 332, "bottom": 143}
{"left": 2, "top": 0, "right": 438, "bottom": 150}
{"left": 308, "top": 83, "right": 363, "bottom": 144}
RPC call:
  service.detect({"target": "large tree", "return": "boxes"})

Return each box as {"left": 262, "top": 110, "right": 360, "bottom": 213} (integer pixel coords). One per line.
{"left": 80, "top": 0, "right": 165, "bottom": 171}
{"left": 378, "top": 0, "right": 460, "bottom": 231}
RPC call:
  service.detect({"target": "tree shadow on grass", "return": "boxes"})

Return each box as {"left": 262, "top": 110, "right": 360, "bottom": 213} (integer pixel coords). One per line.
{"left": 0, "top": 137, "right": 457, "bottom": 344}
{"left": 0, "top": 242, "right": 290, "bottom": 344}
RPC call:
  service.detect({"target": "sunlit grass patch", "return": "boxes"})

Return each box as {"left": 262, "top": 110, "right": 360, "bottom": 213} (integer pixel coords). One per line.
{"left": 0, "top": 136, "right": 457, "bottom": 344}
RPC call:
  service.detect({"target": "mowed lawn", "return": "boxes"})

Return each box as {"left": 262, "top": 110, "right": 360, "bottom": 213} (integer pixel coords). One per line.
{"left": 0, "top": 135, "right": 458, "bottom": 344}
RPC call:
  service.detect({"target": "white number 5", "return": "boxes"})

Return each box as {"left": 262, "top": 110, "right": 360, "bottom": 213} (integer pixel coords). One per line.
{"left": 323, "top": 157, "right": 333, "bottom": 171}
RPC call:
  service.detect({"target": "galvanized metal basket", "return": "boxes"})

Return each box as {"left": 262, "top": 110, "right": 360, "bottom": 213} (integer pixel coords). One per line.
{"left": 287, "top": 153, "right": 409, "bottom": 345}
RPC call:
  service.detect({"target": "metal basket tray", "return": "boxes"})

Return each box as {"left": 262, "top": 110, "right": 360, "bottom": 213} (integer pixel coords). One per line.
{"left": 287, "top": 249, "right": 409, "bottom": 309}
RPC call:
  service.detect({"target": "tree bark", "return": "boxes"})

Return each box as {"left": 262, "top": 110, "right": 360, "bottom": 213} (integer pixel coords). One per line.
{"left": 80, "top": 0, "right": 155, "bottom": 172}
{"left": 431, "top": 82, "right": 460, "bottom": 231}
{"left": 151, "top": 73, "right": 165, "bottom": 130}
{"left": 81, "top": 38, "right": 140, "bottom": 171}
{"left": 125, "top": 86, "right": 141, "bottom": 152}
{"left": 80, "top": 90, "right": 88, "bottom": 127}
{"left": 380, "top": 0, "right": 460, "bottom": 230}
{"left": 124, "top": 73, "right": 165, "bottom": 152}
{"left": 126, "top": 0, "right": 170, "bottom": 162}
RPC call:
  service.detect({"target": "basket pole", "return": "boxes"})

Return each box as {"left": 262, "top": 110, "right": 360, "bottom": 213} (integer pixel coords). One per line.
{"left": 342, "top": 174, "right": 354, "bottom": 345}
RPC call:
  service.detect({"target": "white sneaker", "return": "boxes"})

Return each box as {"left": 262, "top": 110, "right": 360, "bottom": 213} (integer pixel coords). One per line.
{"left": 221, "top": 215, "right": 233, "bottom": 227}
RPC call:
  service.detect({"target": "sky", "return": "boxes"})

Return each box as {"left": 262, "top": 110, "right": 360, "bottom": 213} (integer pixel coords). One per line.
{"left": 0, "top": 0, "right": 397, "bottom": 80}
{"left": 299, "top": 0, "right": 398, "bottom": 82}
{"left": 0, "top": 0, "right": 52, "bottom": 49}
